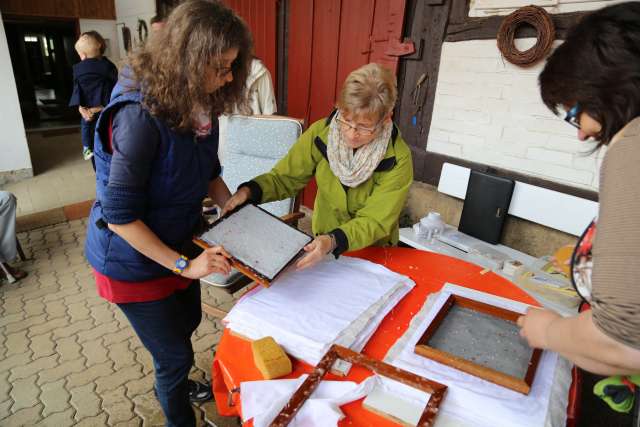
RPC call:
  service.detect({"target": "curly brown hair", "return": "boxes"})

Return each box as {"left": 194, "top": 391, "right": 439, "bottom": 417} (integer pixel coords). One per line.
{"left": 128, "top": 0, "right": 252, "bottom": 130}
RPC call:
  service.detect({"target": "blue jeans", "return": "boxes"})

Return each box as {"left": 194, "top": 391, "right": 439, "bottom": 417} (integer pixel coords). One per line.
{"left": 117, "top": 281, "right": 201, "bottom": 427}
{"left": 80, "top": 117, "right": 96, "bottom": 150}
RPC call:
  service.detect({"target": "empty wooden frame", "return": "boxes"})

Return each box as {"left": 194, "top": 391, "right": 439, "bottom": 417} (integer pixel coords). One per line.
{"left": 194, "top": 203, "right": 312, "bottom": 287}
{"left": 270, "top": 345, "right": 448, "bottom": 427}
{"left": 414, "top": 294, "right": 542, "bottom": 395}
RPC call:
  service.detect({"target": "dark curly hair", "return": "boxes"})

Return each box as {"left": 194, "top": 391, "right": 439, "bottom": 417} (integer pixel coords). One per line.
{"left": 128, "top": 0, "right": 252, "bottom": 130}
{"left": 539, "top": 2, "right": 640, "bottom": 147}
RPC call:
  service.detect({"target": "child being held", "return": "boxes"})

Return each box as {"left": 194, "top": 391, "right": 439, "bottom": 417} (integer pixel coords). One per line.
{"left": 69, "top": 31, "right": 118, "bottom": 162}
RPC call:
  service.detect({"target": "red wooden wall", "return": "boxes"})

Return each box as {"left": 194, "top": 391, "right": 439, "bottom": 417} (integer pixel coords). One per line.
{"left": 223, "top": 0, "right": 278, "bottom": 95}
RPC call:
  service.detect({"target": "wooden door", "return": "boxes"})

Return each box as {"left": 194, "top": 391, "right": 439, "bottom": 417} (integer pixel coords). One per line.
{"left": 287, "top": 0, "right": 412, "bottom": 208}
{"left": 223, "top": 0, "right": 279, "bottom": 95}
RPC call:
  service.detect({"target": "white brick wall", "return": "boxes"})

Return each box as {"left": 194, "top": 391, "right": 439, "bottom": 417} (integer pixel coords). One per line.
{"left": 427, "top": 39, "right": 603, "bottom": 190}
{"left": 469, "top": 0, "right": 627, "bottom": 17}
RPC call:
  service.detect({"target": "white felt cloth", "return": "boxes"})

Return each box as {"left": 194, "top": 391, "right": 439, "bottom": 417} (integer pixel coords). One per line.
{"left": 384, "top": 284, "right": 569, "bottom": 427}
{"left": 224, "top": 257, "right": 415, "bottom": 365}
{"left": 362, "top": 375, "right": 433, "bottom": 426}
{"left": 241, "top": 375, "right": 377, "bottom": 427}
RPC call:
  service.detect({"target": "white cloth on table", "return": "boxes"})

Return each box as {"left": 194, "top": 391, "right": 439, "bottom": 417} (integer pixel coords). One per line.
{"left": 384, "top": 283, "right": 569, "bottom": 427}
{"left": 224, "top": 256, "right": 415, "bottom": 366}
{"left": 362, "top": 375, "right": 432, "bottom": 426}
{"left": 241, "top": 375, "right": 377, "bottom": 427}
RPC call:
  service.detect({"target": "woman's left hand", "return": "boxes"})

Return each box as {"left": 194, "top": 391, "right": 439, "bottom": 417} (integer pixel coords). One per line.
{"left": 296, "top": 235, "right": 333, "bottom": 270}
{"left": 517, "top": 307, "right": 561, "bottom": 349}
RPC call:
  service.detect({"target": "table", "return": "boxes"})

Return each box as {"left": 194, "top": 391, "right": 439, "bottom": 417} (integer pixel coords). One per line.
{"left": 399, "top": 227, "right": 580, "bottom": 316}
{"left": 211, "top": 247, "right": 578, "bottom": 426}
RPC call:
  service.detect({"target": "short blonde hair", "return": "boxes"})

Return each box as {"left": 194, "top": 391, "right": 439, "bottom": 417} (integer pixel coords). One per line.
{"left": 75, "top": 33, "right": 102, "bottom": 58}
{"left": 336, "top": 63, "right": 397, "bottom": 121}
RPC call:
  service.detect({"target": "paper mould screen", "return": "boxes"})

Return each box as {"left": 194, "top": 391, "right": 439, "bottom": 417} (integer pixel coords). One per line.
{"left": 199, "top": 204, "right": 312, "bottom": 281}
{"left": 427, "top": 305, "right": 533, "bottom": 379}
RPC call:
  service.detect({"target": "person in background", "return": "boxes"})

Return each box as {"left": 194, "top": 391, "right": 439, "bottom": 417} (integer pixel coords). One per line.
{"left": 69, "top": 31, "right": 118, "bottom": 163}
{"left": 84, "top": 1, "right": 252, "bottom": 425}
{"left": 518, "top": 2, "right": 640, "bottom": 377}
{"left": 223, "top": 63, "right": 413, "bottom": 270}
{"left": 150, "top": 14, "right": 165, "bottom": 34}
{"left": 0, "top": 191, "right": 26, "bottom": 283}
{"left": 217, "top": 56, "right": 277, "bottom": 165}
{"left": 240, "top": 57, "right": 277, "bottom": 116}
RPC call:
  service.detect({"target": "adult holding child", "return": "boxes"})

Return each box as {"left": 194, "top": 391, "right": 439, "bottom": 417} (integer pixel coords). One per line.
{"left": 223, "top": 63, "right": 413, "bottom": 269}
{"left": 83, "top": 1, "right": 252, "bottom": 425}
{"left": 517, "top": 2, "right": 640, "bottom": 378}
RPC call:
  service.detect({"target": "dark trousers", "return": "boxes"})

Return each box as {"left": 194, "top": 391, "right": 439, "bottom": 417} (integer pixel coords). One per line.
{"left": 117, "top": 281, "right": 202, "bottom": 427}
{"left": 80, "top": 117, "right": 96, "bottom": 150}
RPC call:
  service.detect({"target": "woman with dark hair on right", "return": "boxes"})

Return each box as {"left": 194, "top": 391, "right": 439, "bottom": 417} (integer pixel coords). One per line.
{"left": 517, "top": 2, "right": 640, "bottom": 376}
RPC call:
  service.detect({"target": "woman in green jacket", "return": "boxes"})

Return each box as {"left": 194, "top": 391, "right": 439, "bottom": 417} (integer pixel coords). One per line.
{"left": 223, "top": 63, "right": 413, "bottom": 269}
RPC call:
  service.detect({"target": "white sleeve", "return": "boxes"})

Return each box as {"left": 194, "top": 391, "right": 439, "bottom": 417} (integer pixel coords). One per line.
{"left": 251, "top": 71, "right": 277, "bottom": 115}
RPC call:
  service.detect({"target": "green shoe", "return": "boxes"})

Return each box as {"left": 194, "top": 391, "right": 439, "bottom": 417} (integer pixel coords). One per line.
{"left": 83, "top": 147, "right": 94, "bottom": 160}
{"left": 594, "top": 376, "right": 637, "bottom": 414}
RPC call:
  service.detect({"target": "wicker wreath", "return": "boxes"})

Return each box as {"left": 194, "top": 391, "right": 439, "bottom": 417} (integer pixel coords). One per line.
{"left": 497, "top": 5, "right": 555, "bottom": 67}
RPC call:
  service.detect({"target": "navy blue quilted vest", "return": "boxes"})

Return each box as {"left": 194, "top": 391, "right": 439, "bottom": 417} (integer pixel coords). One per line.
{"left": 85, "top": 77, "right": 219, "bottom": 282}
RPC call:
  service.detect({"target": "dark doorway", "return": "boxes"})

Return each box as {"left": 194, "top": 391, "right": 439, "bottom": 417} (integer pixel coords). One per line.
{"left": 3, "top": 15, "right": 80, "bottom": 130}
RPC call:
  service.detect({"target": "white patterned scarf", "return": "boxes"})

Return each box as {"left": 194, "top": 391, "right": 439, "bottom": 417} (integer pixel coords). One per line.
{"left": 327, "top": 111, "right": 393, "bottom": 188}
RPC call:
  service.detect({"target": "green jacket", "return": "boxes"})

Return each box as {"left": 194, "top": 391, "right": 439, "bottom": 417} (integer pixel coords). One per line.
{"left": 250, "top": 112, "right": 413, "bottom": 255}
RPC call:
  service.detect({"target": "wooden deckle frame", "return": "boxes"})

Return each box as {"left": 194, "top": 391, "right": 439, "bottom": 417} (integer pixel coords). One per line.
{"left": 194, "top": 203, "right": 311, "bottom": 287}
{"left": 414, "top": 294, "right": 542, "bottom": 395}
{"left": 270, "top": 345, "right": 447, "bottom": 427}
{"left": 194, "top": 235, "right": 273, "bottom": 287}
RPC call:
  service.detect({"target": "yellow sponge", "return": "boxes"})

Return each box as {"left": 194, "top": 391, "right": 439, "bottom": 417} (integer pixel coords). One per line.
{"left": 251, "top": 336, "right": 292, "bottom": 379}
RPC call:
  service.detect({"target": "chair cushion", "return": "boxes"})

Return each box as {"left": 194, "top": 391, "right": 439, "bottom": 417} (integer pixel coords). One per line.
{"left": 224, "top": 115, "right": 302, "bottom": 159}
{"left": 222, "top": 116, "right": 303, "bottom": 217}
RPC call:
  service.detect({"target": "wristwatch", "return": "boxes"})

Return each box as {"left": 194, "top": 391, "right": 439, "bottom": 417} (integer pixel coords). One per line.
{"left": 173, "top": 255, "right": 190, "bottom": 274}
{"left": 327, "top": 233, "right": 337, "bottom": 253}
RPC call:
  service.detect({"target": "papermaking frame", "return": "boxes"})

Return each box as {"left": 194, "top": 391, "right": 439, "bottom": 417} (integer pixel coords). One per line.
{"left": 414, "top": 294, "right": 542, "bottom": 395}
{"left": 194, "top": 202, "right": 312, "bottom": 287}
{"left": 270, "top": 345, "right": 448, "bottom": 427}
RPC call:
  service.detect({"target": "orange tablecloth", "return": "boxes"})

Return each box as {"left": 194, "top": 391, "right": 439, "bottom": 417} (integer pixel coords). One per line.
{"left": 212, "top": 247, "right": 541, "bottom": 426}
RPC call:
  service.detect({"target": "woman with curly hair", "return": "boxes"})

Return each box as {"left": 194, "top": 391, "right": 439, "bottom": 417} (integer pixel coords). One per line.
{"left": 517, "top": 2, "right": 640, "bottom": 376}
{"left": 84, "top": 1, "right": 252, "bottom": 424}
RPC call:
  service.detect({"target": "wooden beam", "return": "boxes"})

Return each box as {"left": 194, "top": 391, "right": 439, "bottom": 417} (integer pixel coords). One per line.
{"left": 277, "top": 0, "right": 289, "bottom": 114}
{"left": 446, "top": 11, "right": 587, "bottom": 42}
{"left": 448, "top": 0, "right": 469, "bottom": 26}
{"left": 411, "top": 148, "right": 598, "bottom": 202}
{"left": 394, "top": 0, "right": 454, "bottom": 152}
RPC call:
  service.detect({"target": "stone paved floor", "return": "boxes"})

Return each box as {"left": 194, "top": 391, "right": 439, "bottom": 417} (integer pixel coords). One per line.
{"left": 5, "top": 131, "right": 96, "bottom": 217}
{"left": 0, "top": 219, "right": 243, "bottom": 426}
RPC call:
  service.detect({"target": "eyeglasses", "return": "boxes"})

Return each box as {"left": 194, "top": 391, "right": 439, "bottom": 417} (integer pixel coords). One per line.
{"left": 564, "top": 104, "right": 581, "bottom": 129}
{"left": 215, "top": 66, "right": 233, "bottom": 78}
{"left": 335, "top": 116, "right": 381, "bottom": 136}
